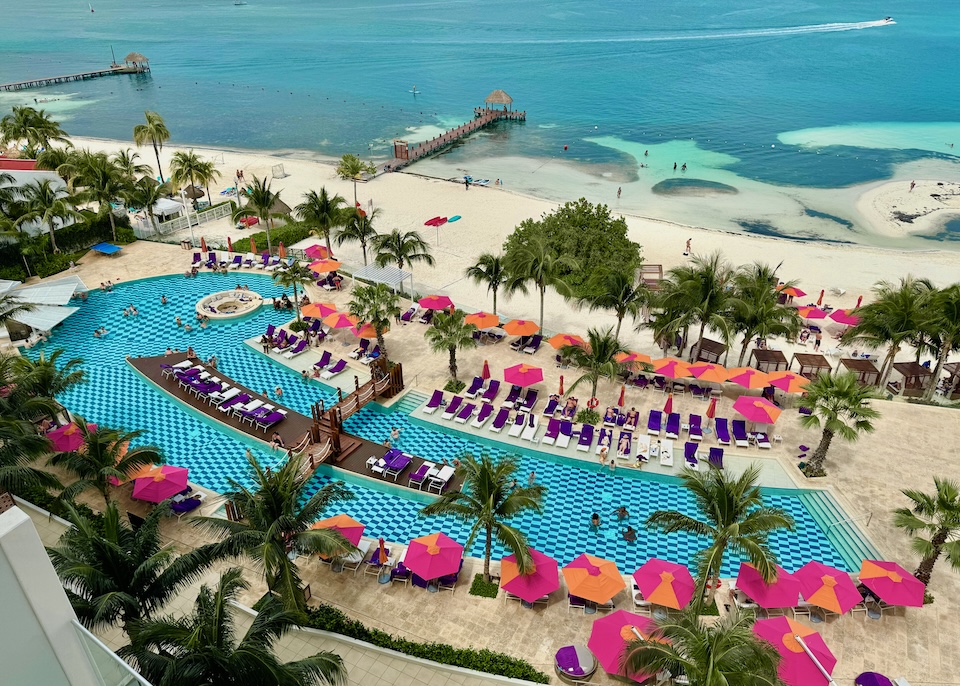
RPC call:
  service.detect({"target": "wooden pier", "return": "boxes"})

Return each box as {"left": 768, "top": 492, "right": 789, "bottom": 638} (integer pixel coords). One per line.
{"left": 0, "top": 52, "right": 150, "bottom": 92}
{"left": 391, "top": 89, "right": 525, "bottom": 170}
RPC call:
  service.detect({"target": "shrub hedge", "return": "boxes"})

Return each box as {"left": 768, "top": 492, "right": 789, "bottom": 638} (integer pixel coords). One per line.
{"left": 246, "top": 220, "right": 314, "bottom": 253}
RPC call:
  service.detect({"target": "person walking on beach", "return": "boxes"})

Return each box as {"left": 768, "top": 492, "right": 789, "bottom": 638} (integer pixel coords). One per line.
{"left": 814, "top": 331, "right": 822, "bottom": 351}
{"left": 617, "top": 187, "right": 622, "bottom": 199}
{"left": 909, "top": 180, "right": 916, "bottom": 192}
{"left": 684, "top": 238, "right": 692, "bottom": 256}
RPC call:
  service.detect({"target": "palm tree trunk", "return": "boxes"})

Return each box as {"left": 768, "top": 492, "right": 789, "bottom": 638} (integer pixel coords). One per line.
{"left": 738, "top": 335, "right": 751, "bottom": 366}
{"left": 107, "top": 211, "right": 117, "bottom": 241}
{"left": 914, "top": 528, "right": 949, "bottom": 586}
{"left": 483, "top": 526, "right": 493, "bottom": 582}
{"left": 691, "top": 322, "right": 707, "bottom": 362}
{"left": 293, "top": 283, "right": 301, "bottom": 322}
{"left": 448, "top": 346, "right": 458, "bottom": 380}
{"left": 377, "top": 330, "right": 388, "bottom": 360}
{"left": 361, "top": 238, "right": 368, "bottom": 266}
{"left": 150, "top": 213, "right": 160, "bottom": 237}
{"left": 924, "top": 340, "right": 952, "bottom": 401}
{"left": 47, "top": 219, "right": 58, "bottom": 253}
{"left": 879, "top": 344, "right": 900, "bottom": 388}
{"left": 615, "top": 315, "right": 623, "bottom": 340}
{"left": 152, "top": 141, "right": 163, "bottom": 181}
{"left": 22, "top": 253, "right": 32, "bottom": 277}
{"left": 492, "top": 287, "right": 498, "bottom": 316}
{"left": 539, "top": 283, "right": 546, "bottom": 330}
{"left": 803, "top": 428, "right": 834, "bottom": 475}
{"left": 323, "top": 229, "right": 332, "bottom": 257}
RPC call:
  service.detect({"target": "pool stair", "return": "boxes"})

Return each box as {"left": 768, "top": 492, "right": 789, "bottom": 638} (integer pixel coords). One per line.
{"left": 798, "top": 490, "right": 882, "bottom": 571}
{"left": 393, "top": 390, "right": 429, "bottom": 415}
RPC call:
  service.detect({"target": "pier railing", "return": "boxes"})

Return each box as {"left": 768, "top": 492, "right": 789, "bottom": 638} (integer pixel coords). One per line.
{"left": 392, "top": 107, "right": 525, "bottom": 169}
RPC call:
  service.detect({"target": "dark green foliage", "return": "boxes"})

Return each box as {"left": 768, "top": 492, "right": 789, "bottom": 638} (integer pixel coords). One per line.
{"left": 0, "top": 264, "right": 28, "bottom": 281}
{"left": 574, "top": 408, "right": 600, "bottom": 426}
{"left": 503, "top": 198, "right": 641, "bottom": 297}
{"left": 303, "top": 604, "right": 549, "bottom": 683}
{"left": 289, "top": 319, "right": 310, "bottom": 333}
{"left": 246, "top": 220, "right": 313, "bottom": 253}
{"left": 443, "top": 378, "right": 466, "bottom": 393}
{"left": 468, "top": 573, "right": 500, "bottom": 598}
{"left": 35, "top": 252, "right": 82, "bottom": 278}
{"left": 7, "top": 480, "right": 101, "bottom": 525}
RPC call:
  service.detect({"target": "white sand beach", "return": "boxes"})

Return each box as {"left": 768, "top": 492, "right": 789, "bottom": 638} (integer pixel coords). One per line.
{"left": 857, "top": 178, "right": 960, "bottom": 238}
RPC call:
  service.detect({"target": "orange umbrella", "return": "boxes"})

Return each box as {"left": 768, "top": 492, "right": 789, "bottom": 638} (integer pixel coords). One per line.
{"left": 549, "top": 333, "right": 585, "bottom": 349}
{"left": 323, "top": 312, "right": 359, "bottom": 329}
{"left": 776, "top": 285, "right": 806, "bottom": 298}
{"left": 651, "top": 357, "right": 692, "bottom": 379}
{"left": 726, "top": 367, "right": 770, "bottom": 389}
{"left": 301, "top": 302, "right": 338, "bottom": 319}
{"left": 562, "top": 554, "right": 625, "bottom": 604}
{"left": 465, "top": 312, "right": 499, "bottom": 328}
{"left": 350, "top": 321, "right": 384, "bottom": 339}
{"left": 311, "top": 513, "right": 366, "bottom": 546}
{"left": 278, "top": 241, "right": 287, "bottom": 258}
{"left": 632, "top": 558, "right": 696, "bottom": 610}
{"left": 795, "top": 561, "right": 862, "bottom": 614}
{"left": 109, "top": 459, "right": 158, "bottom": 486}
{"left": 689, "top": 362, "right": 729, "bottom": 384}
{"left": 615, "top": 351, "right": 653, "bottom": 367}
{"left": 310, "top": 258, "right": 342, "bottom": 273}
{"left": 767, "top": 370, "right": 810, "bottom": 393}
{"left": 503, "top": 319, "right": 540, "bottom": 336}
{"left": 797, "top": 306, "right": 828, "bottom": 320}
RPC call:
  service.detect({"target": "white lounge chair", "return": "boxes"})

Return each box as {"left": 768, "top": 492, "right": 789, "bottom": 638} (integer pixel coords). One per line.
{"left": 521, "top": 414, "right": 539, "bottom": 441}
{"left": 508, "top": 413, "right": 526, "bottom": 437}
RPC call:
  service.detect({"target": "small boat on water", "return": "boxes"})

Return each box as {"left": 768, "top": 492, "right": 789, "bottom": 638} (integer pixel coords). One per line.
{"left": 883, "top": 16, "right": 894, "bottom": 23}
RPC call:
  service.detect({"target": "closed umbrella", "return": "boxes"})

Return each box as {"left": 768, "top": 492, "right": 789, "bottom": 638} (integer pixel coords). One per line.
{"left": 132, "top": 465, "right": 189, "bottom": 503}
{"left": 767, "top": 371, "right": 810, "bottom": 394}
{"left": 481, "top": 360, "right": 490, "bottom": 380}
{"left": 817, "top": 290, "right": 825, "bottom": 306}
{"left": 795, "top": 561, "right": 862, "bottom": 615}
{"left": 559, "top": 374, "right": 564, "bottom": 396}
{"left": 500, "top": 548, "right": 560, "bottom": 603}
{"left": 227, "top": 236, "right": 233, "bottom": 253}
{"left": 562, "top": 554, "right": 625, "bottom": 604}
{"left": 404, "top": 532, "right": 463, "bottom": 580}
{"left": 736, "top": 563, "right": 802, "bottom": 609}
{"left": 587, "top": 610, "right": 660, "bottom": 681}
{"left": 663, "top": 393, "right": 673, "bottom": 414}
{"left": 858, "top": 560, "right": 925, "bottom": 607}
{"left": 732, "top": 396, "right": 782, "bottom": 424}
{"left": 705, "top": 396, "right": 718, "bottom": 419}
{"left": 200, "top": 236, "right": 207, "bottom": 252}
{"left": 503, "top": 319, "right": 540, "bottom": 336}
{"left": 618, "top": 385, "right": 625, "bottom": 407}
{"left": 753, "top": 616, "right": 837, "bottom": 686}
{"left": 727, "top": 367, "right": 770, "bottom": 389}
{"left": 504, "top": 363, "right": 543, "bottom": 387}
{"left": 465, "top": 312, "right": 499, "bottom": 328}
{"left": 377, "top": 537, "right": 389, "bottom": 565}
{"left": 419, "top": 294, "right": 454, "bottom": 310}
{"left": 549, "top": 333, "right": 585, "bottom": 349}
{"left": 249, "top": 236, "right": 257, "bottom": 254}
{"left": 632, "top": 558, "right": 696, "bottom": 610}
{"left": 277, "top": 242, "right": 286, "bottom": 259}
{"left": 310, "top": 258, "right": 342, "bottom": 273}
{"left": 856, "top": 295, "right": 863, "bottom": 308}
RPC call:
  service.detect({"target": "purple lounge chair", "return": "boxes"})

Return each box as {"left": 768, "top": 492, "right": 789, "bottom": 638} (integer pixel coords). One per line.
{"left": 616, "top": 431, "right": 632, "bottom": 458}
{"left": 665, "top": 412, "right": 681, "bottom": 439}
{"left": 489, "top": 407, "right": 510, "bottom": 432}
{"left": 464, "top": 376, "right": 484, "bottom": 398}
{"left": 715, "top": 418, "right": 731, "bottom": 446}
{"left": 320, "top": 359, "right": 347, "bottom": 379}
{"left": 684, "top": 442, "right": 699, "bottom": 468}
{"left": 542, "top": 396, "right": 560, "bottom": 416}
{"left": 471, "top": 403, "right": 494, "bottom": 428}
{"left": 732, "top": 420, "right": 749, "bottom": 447}
{"left": 257, "top": 412, "right": 286, "bottom": 431}
{"left": 603, "top": 408, "right": 618, "bottom": 427}
{"left": 218, "top": 393, "right": 250, "bottom": 412}
{"left": 400, "top": 306, "right": 417, "bottom": 323}
{"left": 314, "top": 350, "right": 333, "bottom": 370}
{"left": 265, "top": 323, "right": 276, "bottom": 337}
{"left": 418, "top": 309, "right": 434, "bottom": 325}
{"left": 284, "top": 340, "right": 308, "bottom": 358}
{"left": 647, "top": 410, "right": 662, "bottom": 436}
{"left": 191, "top": 252, "right": 201, "bottom": 265}
{"left": 502, "top": 384, "right": 522, "bottom": 408}
{"left": 541, "top": 418, "right": 562, "bottom": 445}
{"left": 709, "top": 447, "right": 724, "bottom": 469}
{"left": 441, "top": 396, "right": 463, "bottom": 420}
{"left": 561, "top": 400, "right": 578, "bottom": 419}
{"left": 595, "top": 428, "right": 612, "bottom": 454}
{"left": 689, "top": 415, "right": 703, "bottom": 441}
{"left": 633, "top": 375, "right": 649, "bottom": 390}
{"left": 481, "top": 379, "right": 500, "bottom": 403}
{"left": 510, "top": 335, "right": 531, "bottom": 351}
{"left": 520, "top": 389, "right": 538, "bottom": 412}
{"left": 577, "top": 423, "right": 594, "bottom": 452}
{"left": 422, "top": 390, "right": 444, "bottom": 414}
{"left": 408, "top": 462, "right": 433, "bottom": 489}
{"left": 522, "top": 334, "right": 543, "bottom": 354}
{"left": 229, "top": 255, "right": 242, "bottom": 268}
{"left": 349, "top": 339, "right": 370, "bottom": 359}
{"left": 653, "top": 376, "right": 667, "bottom": 392}
{"left": 454, "top": 403, "right": 477, "bottom": 423}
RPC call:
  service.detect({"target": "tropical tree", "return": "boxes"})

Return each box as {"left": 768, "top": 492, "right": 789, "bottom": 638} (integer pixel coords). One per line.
{"left": 623, "top": 607, "right": 783, "bottom": 686}
{"left": 232, "top": 175, "right": 283, "bottom": 254}
{"left": 646, "top": 465, "right": 795, "bottom": 607}
{"left": 424, "top": 310, "right": 477, "bottom": 380}
{"left": 0, "top": 291, "right": 35, "bottom": 329}
{"left": 196, "top": 159, "right": 221, "bottom": 207}
{"left": 560, "top": 326, "right": 628, "bottom": 399}
{"left": 11, "top": 348, "right": 85, "bottom": 417}
{"left": 72, "top": 150, "right": 129, "bottom": 241}
{"left": 272, "top": 260, "right": 315, "bottom": 322}
{"left": 729, "top": 264, "right": 803, "bottom": 366}
{"left": 843, "top": 276, "right": 934, "bottom": 387}
{"left": 893, "top": 477, "right": 960, "bottom": 588}
{"left": 0, "top": 414, "right": 62, "bottom": 493}
{"left": 798, "top": 372, "right": 880, "bottom": 477}
{"left": 194, "top": 452, "right": 354, "bottom": 614}
{"left": 14, "top": 178, "right": 82, "bottom": 252}
{"left": 48, "top": 419, "right": 161, "bottom": 507}
{"left": 336, "top": 207, "right": 378, "bottom": 265}
{"left": 296, "top": 188, "right": 346, "bottom": 257}
{"left": 0, "top": 353, "right": 58, "bottom": 421}
{"left": 372, "top": 228, "right": 435, "bottom": 275}
{"left": 170, "top": 149, "right": 205, "bottom": 201}
{"left": 335, "top": 153, "right": 376, "bottom": 207}
{"left": 504, "top": 234, "right": 578, "bottom": 329}
{"left": 420, "top": 454, "right": 546, "bottom": 582}
{"left": 122, "top": 568, "right": 347, "bottom": 686}
{"left": 35, "top": 146, "right": 77, "bottom": 185}
{"left": 111, "top": 148, "right": 151, "bottom": 178}
{"left": 124, "top": 177, "right": 167, "bottom": 237}
{"left": 133, "top": 110, "right": 170, "bottom": 181}
{"left": 464, "top": 253, "right": 507, "bottom": 315}
{"left": 47, "top": 501, "right": 229, "bottom": 639}
{"left": 347, "top": 283, "right": 401, "bottom": 360}
{"left": 579, "top": 269, "right": 650, "bottom": 339}
{"left": 0, "top": 106, "right": 70, "bottom": 150}
{"left": 920, "top": 285, "right": 960, "bottom": 400}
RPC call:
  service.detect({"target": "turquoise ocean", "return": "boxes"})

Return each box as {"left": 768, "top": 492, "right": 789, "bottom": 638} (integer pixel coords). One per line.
{"left": 2, "top": 0, "right": 960, "bottom": 243}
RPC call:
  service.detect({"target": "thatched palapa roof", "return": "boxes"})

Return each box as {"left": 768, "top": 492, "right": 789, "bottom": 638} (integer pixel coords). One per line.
{"left": 484, "top": 90, "right": 513, "bottom": 105}
{"left": 123, "top": 52, "right": 149, "bottom": 64}
{"left": 183, "top": 185, "right": 205, "bottom": 199}
{"left": 271, "top": 198, "right": 292, "bottom": 215}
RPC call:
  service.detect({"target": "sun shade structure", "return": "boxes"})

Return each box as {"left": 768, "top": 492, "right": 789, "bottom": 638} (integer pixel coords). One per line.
{"left": 562, "top": 553, "right": 625, "bottom": 604}
{"left": 323, "top": 312, "right": 359, "bottom": 329}
{"left": 548, "top": 333, "right": 585, "bottom": 349}
{"left": 418, "top": 294, "right": 454, "bottom": 310}
{"left": 504, "top": 363, "right": 543, "bottom": 387}
{"left": 726, "top": 367, "right": 770, "bottom": 389}
{"left": 753, "top": 616, "right": 837, "bottom": 686}
{"left": 465, "top": 312, "right": 499, "bottom": 328}
{"left": 736, "top": 563, "right": 802, "bottom": 609}
{"left": 309, "top": 258, "right": 341, "bottom": 273}
{"left": 45, "top": 422, "right": 97, "bottom": 453}
{"left": 829, "top": 309, "right": 860, "bottom": 326}
{"left": 503, "top": 319, "right": 539, "bottom": 336}
{"left": 311, "top": 514, "right": 366, "bottom": 547}
{"left": 632, "top": 558, "right": 696, "bottom": 610}
{"left": 304, "top": 244, "right": 333, "bottom": 260}
{"left": 615, "top": 351, "right": 652, "bottom": 366}
{"left": 132, "top": 465, "right": 189, "bottom": 503}
{"left": 484, "top": 89, "right": 514, "bottom": 106}
{"left": 300, "top": 302, "right": 338, "bottom": 319}
{"left": 858, "top": 560, "right": 925, "bottom": 607}
{"left": 651, "top": 357, "right": 692, "bottom": 379}
{"left": 689, "top": 362, "right": 729, "bottom": 384}
{"left": 500, "top": 548, "right": 560, "bottom": 603}
{"left": 351, "top": 263, "right": 413, "bottom": 294}
{"left": 404, "top": 532, "right": 463, "bottom": 580}
{"left": 794, "top": 561, "right": 861, "bottom": 614}
{"left": 351, "top": 322, "right": 383, "bottom": 339}
{"left": 776, "top": 285, "right": 806, "bottom": 297}
{"left": 732, "top": 395, "right": 782, "bottom": 424}
{"left": 587, "top": 610, "right": 661, "bottom": 682}
{"left": 767, "top": 370, "right": 810, "bottom": 393}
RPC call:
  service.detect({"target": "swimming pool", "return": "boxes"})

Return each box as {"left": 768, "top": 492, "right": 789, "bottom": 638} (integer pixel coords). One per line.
{"left": 30, "top": 272, "right": 851, "bottom": 575}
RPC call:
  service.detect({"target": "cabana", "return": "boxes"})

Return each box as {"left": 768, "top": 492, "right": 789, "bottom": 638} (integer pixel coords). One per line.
{"left": 840, "top": 358, "right": 881, "bottom": 387}
{"left": 944, "top": 362, "right": 960, "bottom": 400}
{"left": 640, "top": 264, "right": 663, "bottom": 291}
{"left": 484, "top": 89, "right": 514, "bottom": 111}
{"left": 792, "top": 353, "right": 832, "bottom": 380}
{"left": 751, "top": 349, "right": 789, "bottom": 373}
{"left": 890, "top": 361, "right": 933, "bottom": 397}
{"left": 151, "top": 197, "right": 184, "bottom": 219}
{"left": 694, "top": 338, "right": 726, "bottom": 363}
{"left": 352, "top": 263, "right": 413, "bottom": 299}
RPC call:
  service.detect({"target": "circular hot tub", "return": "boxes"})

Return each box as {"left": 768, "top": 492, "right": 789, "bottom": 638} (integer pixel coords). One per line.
{"left": 196, "top": 290, "right": 264, "bottom": 320}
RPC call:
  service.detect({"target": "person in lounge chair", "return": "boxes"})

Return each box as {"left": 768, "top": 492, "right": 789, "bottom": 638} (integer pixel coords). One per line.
{"left": 603, "top": 407, "right": 616, "bottom": 423}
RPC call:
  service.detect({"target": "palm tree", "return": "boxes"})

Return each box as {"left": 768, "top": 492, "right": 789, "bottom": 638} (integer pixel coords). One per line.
{"left": 623, "top": 607, "right": 782, "bottom": 686}
{"left": 72, "top": 150, "right": 129, "bottom": 241}
{"left": 730, "top": 264, "right": 803, "bottom": 365}
{"left": 0, "top": 353, "right": 59, "bottom": 421}
{"left": 195, "top": 159, "right": 221, "bottom": 207}
{"left": 560, "top": 326, "right": 628, "bottom": 399}
{"left": 0, "top": 291, "right": 35, "bottom": 328}
{"left": 464, "top": 253, "right": 507, "bottom": 315}
{"left": 133, "top": 110, "right": 171, "bottom": 181}
{"left": 272, "top": 260, "right": 315, "bottom": 322}
{"left": 124, "top": 177, "right": 167, "bottom": 237}
{"left": 843, "top": 276, "right": 933, "bottom": 387}
{"left": 894, "top": 477, "right": 960, "bottom": 588}
{"left": 194, "top": 452, "right": 354, "bottom": 614}
{"left": 296, "top": 188, "right": 346, "bottom": 256}
{"left": 336, "top": 207, "right": 378, "bottom": 265}
{"left": 424, "top": 310, "right": 478, "bottom": 380}
{"left": 11, "top": 348, "right": 85, "bottom": 418}
{"left": 579, "top": 269, "right": 650, "bottom": 339}
{"left": 48, "top": 419, "right": 161, "bottom": 507}
{"left": 14, "top": 179, "right": 82, "bottom": 252}
{"left": 420, "top": 454, "right": 546, "bottom": 582}
{"left": 372, "top": 228, "right": 435, "bottom": 276}
{"left": 347, "top": 283, "right": 401, "bottom": 360}
{"left": 656, "top": 252, "right": 733, "bottom": 361}
{"left": 504, "top": 235, "right": 578, "bottom": 330}
{"left": 920, "top": 285, "right": 960, "bottom": 400}
{"left": 47, "top": 501, "right": 229, "bottom": 639}
{"left": 123, "top": 568, "right": 347, "bottom": 686}
{"left": 646, "top": 465, "right": 794, "bottom": 607}
{"left": 0, "top": 106, "right": 70, "bottom": 150}
{"left": 170, "top": 149, "right": 205, "bottom": 201}
{"left": 111, "top": 148, "right": 151, "bottom": 178}
{"left": 233, "top": 175, "right": 283, "bottom": 254}
{"left": 798, "top": 372, "right": 880, "bottom": 477}
{"left": 35, "top": 146, "right": 76, "bottom": 185}
{"left": 0, "top": 414, "right": 62, "bottom": 493}
{"left": 335, "top": 153, "right": 376, "bottom": 207}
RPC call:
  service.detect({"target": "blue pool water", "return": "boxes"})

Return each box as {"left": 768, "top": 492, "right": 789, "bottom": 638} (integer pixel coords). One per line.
{"left": 31, "top": 273, "right": 849, "bottom": 574}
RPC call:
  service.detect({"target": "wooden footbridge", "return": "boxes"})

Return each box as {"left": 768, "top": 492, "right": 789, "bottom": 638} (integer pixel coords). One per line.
{"left": 0, "top": 52, "right": 150, "bottom": 92}
{"left": 390, "top": 89, "right": 525, "bottom": 170}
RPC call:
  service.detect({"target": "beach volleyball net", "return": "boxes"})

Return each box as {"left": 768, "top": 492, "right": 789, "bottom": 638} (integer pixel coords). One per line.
{"left": 271, "top": 163, "right": 288, "bottom": 179}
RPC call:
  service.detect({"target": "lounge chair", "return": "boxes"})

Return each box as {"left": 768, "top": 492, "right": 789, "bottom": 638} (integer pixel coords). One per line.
{"left": 209, "top": 386, "right": 241, "bottom": 406}
{"left": 384, "top": 453, "right": 413, "bottom": 481}
{"left": 464, "top": 376, "right": 484, "bottom": 398}
{"left": 653, "top": 376, "right": 667, "bottom": 392}
{"left": 732, "top": 420, "right": 749, "bottom": 448}
{"left": 256, "top": 411, "right": 286, "bottom": 432}
{"left": 510, "top": 335, "right": 531, "bottom": 351}
{"left": 400, "top": 306, "right": 417, "bottom": 323}
{"left": 658, "top": 439, "right": 673, "bottom": 466}
{"left": 408, "top": 461, "right": 435, "bottom": 489}
{"left": 684, "top": 442, "right": 699, "bottom": 469}
{"left": 204, "top": 252, "right": 217, "bottom": 267}
{"left": 314, "top": 350, "right": 333, "bottom": 370}
{"left": 348, "top": 339, "right": 370, "bottom": 360}
{"left": 254, "top": 252, "right": 269, "bottom": 269}
{"left": 577, "top": 424, "right": 594, "bottom": 452}
{"left": 428, "top": 465, "right": 455, "bottom": 493}
{"left": 502, "top": 384, "right": 522, "bottom": 408}
{"left": 542, "top": 396, "right": 560, "bottom": 416}
{"left": 441, "top": 396, "right": 464, "bottom": 420}
{"left": 265, "top": 324, "right": 276, "bottom": 338}
{"left": 688, "top": 415, "right": 703, "bottom": 441}
{"left": 418, "top": 309, "right": 434, "bottom": 324}
{"left": 454, "top": 403, "right": 477, "bottom": 424}
{"left": 508, "top": 413, "right": 526, "bottom": 437}
{"left": 715, "top": 418, "right": 731, "bottom": 446}
{"left": 218, "top": 393, "right": 250, "bottom": 412}
{"left": 754, "top": 432, "right": 771, "bottom": 449}
{"left": 481, "top": 380, "right": 500, "bottom": 403}
{"left": 519, "top": 389, "right": 538, "bottom": 412}
{"left": 623, "top": 411, "right": 639, "bottom": 431}
{"left": 561, "top": 400, "right": 578, "bottom": 419}
{"left": 283, "top": 340, "right": 308, "bottom": 359}
{"left": 521, "top": 414, "right": 539, "bottom": 441}
{"left": 665, "top": 412, "right": 681, "bottom": 440}
{"left": 647, "top": 410, "right": 662, "bottom": 436}
{"left": 422, "top": 390, "right": 444, "bottom": 414}
{"left": 633, "top": 375, "right": 649, "bottom": 390}
{"left": 522, "top": 334, "right": 543, "bottom": 354}
{"left": 242, "top": 253, "right": 255, "bottom": 268}
{"left": 616, "top": 431, "right": 632, "bottom": 458}
{"left": 171, "top": 492, "right": 206, "bottom": 520}
{"left": 489, "top": 407, "right": 510, "bottom": 433}
{"left": 709, "top": 447, "right": 724, "bottom": 469}
{"left": 191, "top": 252, "right": 201, "bottom": 265}
{"left": 229, "top": 255, "right": 242, "bottom": 269}
{"left": 540, "top": 418, "right": 561, "bottom": 446}
{"left": 596, "top": 428, "right": 612, "bottom": 454}
{"left": 360, "top": 346, "right": 380, "bottom": 365}
{"left": 470, "top": 403, "right": 494, "bottom": 428}
{"left": 320, "top": 359, "right": 347, "bottom": 379}
{"left": 556, "top": 421, "right": 573, "bottom": 449}
{"left": 603, "top": 408, "right": 619, "bottom": 427}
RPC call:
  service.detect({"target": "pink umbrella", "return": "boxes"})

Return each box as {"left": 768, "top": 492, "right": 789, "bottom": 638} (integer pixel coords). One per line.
{"left": 504, "top": 363, "right": 543, "bottom": 388}
{"left": 419, "top": 294, "right": 454, "bottom": 311}
{"left": 132, "top": 465, "right": 189, "bottom": 503}
{"left": 856, "top": 295, "right": 863, "bottom": 308}
{"left": 632, "top": 558, "right": 696, "bottom": 610}
{"left": 794, "top": 561, "right": 862, "bottom": 615}
{"left": 587, "top": 610, "right": 661, "bottom": 682}
{"left": 481, "top": 359, "right": 490, "bottom": 380}
{"left": 663, "top": 393, "right": 673, "bottom": 415}
{"left": 858, "top": 560, "right": 925, "bottom": 608}
{"left": 732, "top": 396, "right": 782, "bottom": 424}
{"left": 727, "top": 367, "right": 771, "bottom": 390}
{"left": 797, "top": 306, "right": 827, "bottom": 320}
{"left": 736, "top": 563, "right": 802, "bottom": 609}
{"left": 404, "top": 532, "right": 464, "bottom": 580}
{"left": 500, "top": 548, "right": 560, "bottom": 603}
{"left": 311, "top": 514, "right": 365, "bottom": 546}
{"left": 753, "top": 616, "right": 837, "bottom": 686}
{"left": 305, "top": 244, "right": 332, "bottom": 260}
{"left": 829, "top": 309, "right": 860, "bottom": 326}
{"left": 617, "top": 385, "right": 625, "bottom": 407}
{"left": 46, "top": 422, "right": 97, "bottom": 453}
{"left": 705, "top": 396, "right": 717, "bottom": 419}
